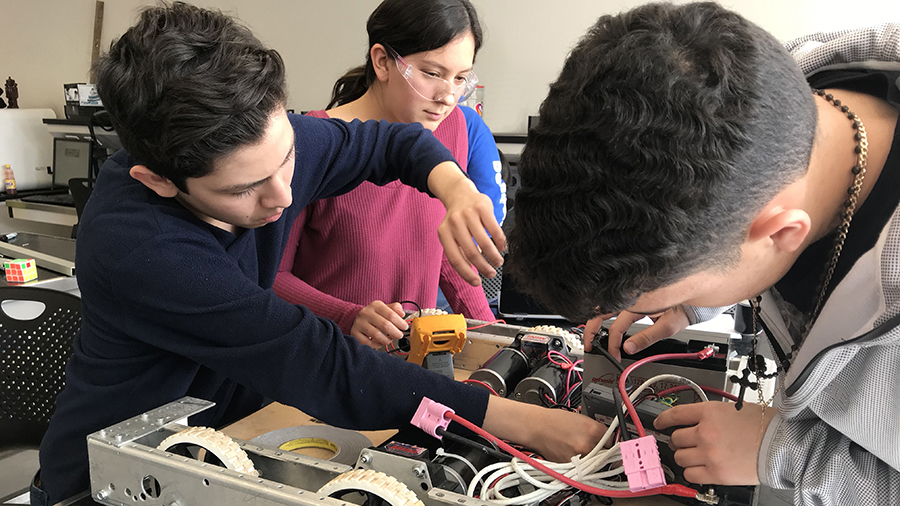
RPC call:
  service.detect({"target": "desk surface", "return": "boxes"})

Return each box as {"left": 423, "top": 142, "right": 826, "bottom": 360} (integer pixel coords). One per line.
{"left": 221, "top": 369, "right": 682, "bottom": 506}
{"left": 0, "top": 187, "right": 68, "bottom": 203}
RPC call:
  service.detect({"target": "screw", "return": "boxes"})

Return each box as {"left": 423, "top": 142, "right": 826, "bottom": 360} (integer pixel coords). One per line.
{"left": 96, "top": 490, "right": 109, "bottom": 500}
{"left": 412, "top": 465, "right": 426, "bottom": 478}
{"left": 515, "top": 392, "right": 522, "bottom": 399}
{"left": 360, "top": 453, "right": 371, "bottom": 464}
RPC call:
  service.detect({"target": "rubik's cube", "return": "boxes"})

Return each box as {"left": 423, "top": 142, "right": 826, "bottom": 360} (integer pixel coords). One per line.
{"left": 4, "top": 258, "right": 37, "bottom": 283}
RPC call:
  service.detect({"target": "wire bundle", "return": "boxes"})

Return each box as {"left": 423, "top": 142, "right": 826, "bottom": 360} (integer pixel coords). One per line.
{"left": 454, "top": 372, "right": 716, "bottom": 503}
{"left": 544, "top": 351, "right": 584, "bottom": 410}
{"left": 442, "top": 348, "right": 733, "bottom": 504}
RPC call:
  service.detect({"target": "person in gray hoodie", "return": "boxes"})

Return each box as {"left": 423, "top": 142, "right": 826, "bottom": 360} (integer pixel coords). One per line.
{"left": 507, "top": 2, "right": 900, "bottom": 505}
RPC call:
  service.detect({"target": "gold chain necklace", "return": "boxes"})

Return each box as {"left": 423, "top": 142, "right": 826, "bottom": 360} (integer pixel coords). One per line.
{"left": 790, "top": 89, "right": 869, "bottom": 361}
{"left": 737, "top": 89, "right": 869, "bottom": 441}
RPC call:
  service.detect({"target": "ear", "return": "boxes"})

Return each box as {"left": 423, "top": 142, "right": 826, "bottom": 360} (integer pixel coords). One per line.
{"left": 371, "top": 44, "right": 391, "bottom": 83}
{"left": 747, "top": 207, "right": 812, "bottom": 253}
{"left": 129, "top": 165, "right": 179, "bottom": 198}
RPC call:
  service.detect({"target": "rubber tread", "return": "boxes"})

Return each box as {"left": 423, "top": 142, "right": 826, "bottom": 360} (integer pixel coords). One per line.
{"left": 317, "top": 469, "right": 424, "bottom": 506}
{"left": 528, "top": 325, "right": 584, "bottom": 354}
{"left": 157, "top": 426, "right": 259, "bottom": 477}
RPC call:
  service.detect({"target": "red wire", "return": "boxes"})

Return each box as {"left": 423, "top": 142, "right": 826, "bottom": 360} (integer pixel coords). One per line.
{"left": 467, "top": 319, "right": 507, "bottom": 330}
{"left": 446, "top": 412, "right": 698, "bottom": 499}
{"left": 617, "top": 348, "right": 716, "bottom": 438}
{"left": 562, "top": 361, "right": 583, "bottom": 407}
{"left": 461, "top": 378, "right": 501, "bottom": 396}
{"left": 656, "top": 385, "right": 740, "bottom": 402}
{"left": 546, "top": 350, "right": 572, "bottom": 368}
{"left": 544, "top": 352, "right": 583, "bottom": 408}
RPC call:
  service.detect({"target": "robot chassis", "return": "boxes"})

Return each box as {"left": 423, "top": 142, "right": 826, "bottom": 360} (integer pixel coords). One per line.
{"left": 86, "top": 320, "right": 754, "bottom": 506}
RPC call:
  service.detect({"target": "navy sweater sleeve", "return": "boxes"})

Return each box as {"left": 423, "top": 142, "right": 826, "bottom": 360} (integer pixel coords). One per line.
{"left": 290, "top": 114, "right": 456, "bottom": 201}
{"left": 106, "top": 229, "right": 486, "bottom": 430}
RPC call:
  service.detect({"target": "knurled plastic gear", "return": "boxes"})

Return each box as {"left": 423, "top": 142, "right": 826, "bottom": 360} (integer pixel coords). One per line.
{"left": 317, "top": 469, "right": 424, "bottom": 506}
{"left": 157, "top": 426, "right": 259, "bottom": 477}
{"left": 528, "top": 325, "right": 584, "bottom": 354}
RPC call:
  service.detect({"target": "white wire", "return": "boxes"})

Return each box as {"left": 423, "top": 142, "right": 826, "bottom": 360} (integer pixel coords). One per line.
{"left": 468, "top": 372, "right": 709, "bottom": 504}
{"left": 436, "top": 448, "right": 479, "bottom": 477}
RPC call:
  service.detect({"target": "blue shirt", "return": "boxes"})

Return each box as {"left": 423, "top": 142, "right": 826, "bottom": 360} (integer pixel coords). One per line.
{"left": 461, "top": 105, "right": 506, "bottom": 225}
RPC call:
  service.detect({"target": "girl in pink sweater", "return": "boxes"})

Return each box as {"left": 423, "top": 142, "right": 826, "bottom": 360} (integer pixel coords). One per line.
{"left": 274, "top": 0, "right": 500, "bottom": 347}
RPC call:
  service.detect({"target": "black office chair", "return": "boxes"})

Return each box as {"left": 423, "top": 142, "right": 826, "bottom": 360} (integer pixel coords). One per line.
{"left": 68, "top": 178, "right": 94, "bottom": 239}
{"left": 0, "top": 287, "right": 81, "bottom": 449}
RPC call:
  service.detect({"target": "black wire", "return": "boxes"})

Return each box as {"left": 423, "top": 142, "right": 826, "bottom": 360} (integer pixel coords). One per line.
{"left": 386, "top": 337, "right": 410, "bottom": 355}
{"left": 435, "top": 427, "right": 511, "bottom": 461}
{"left": 593, "top": 339, "right": 635, "bottom": 439}
{"left": 595, "top": 345, "right": 626, "bottom": 374}
{"left": 564, "top": 383, "right": 582, "bottom": 407}
{"left": 612, "top": 386, "right": 632, "bottom": 442}
{"left": 398, "top": 300, "right": 422, "bottom": 315}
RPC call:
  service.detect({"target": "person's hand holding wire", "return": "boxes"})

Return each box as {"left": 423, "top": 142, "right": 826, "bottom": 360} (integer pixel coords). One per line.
{"left": 654, "top": 401, "right": 778, "bottom": 485}
{"left": 350, "top": 301, "right": 408, "bottom": 348}
{"left": 584, "top": 307, "right": 689, "bottom": 360}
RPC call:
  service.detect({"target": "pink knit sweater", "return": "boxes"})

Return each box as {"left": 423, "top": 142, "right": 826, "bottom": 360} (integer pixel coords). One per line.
{"left": 274, "top": 108, "right": 494, "bottom": 333}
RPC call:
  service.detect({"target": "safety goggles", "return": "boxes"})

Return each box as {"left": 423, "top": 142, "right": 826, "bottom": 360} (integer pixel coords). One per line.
{"left": 384, "top": 44, "right": 479, "bottom": 103}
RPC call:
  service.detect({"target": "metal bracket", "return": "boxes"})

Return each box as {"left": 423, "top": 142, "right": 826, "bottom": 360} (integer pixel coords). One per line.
{"left": 89, "top": 396, "right": 214, "bottom": 447}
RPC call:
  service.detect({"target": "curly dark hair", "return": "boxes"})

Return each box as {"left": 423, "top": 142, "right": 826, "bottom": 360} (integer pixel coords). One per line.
{"left": 506, "top": 2, "right": 817, "bottom": 322}
{"left": 93, "top": 2, "right": 287, "bottom": 192}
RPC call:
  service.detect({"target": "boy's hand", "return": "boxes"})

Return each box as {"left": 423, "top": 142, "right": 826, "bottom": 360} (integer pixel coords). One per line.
{"left": 582, "top": 313, "right": 616, "bottom": 352}
{"left": 654, "top": 401, "right": 778, "bottom": 485}
{"left": 350, "top": 301, "right": 408, "bottom": 347}
{"left": 591, "top": 307, "right": 689, "bottom": 360}
{"left": 428, "top": 161, "right": 506, "bottom": 286}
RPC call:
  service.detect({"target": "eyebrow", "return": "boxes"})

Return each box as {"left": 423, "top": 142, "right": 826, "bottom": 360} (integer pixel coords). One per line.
{"left": 218, "top": 131, "right": 295, "bottom": 194}
{"left": 419, "top": 59, "right": 473, "bottom": 74}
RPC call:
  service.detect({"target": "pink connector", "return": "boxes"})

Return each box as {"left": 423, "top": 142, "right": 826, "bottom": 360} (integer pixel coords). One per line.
{"left": 410, "top": 397, "right": 454, "bottom": 439}
{"left": 619, "top": 435, "right": 666, "bottom": 492}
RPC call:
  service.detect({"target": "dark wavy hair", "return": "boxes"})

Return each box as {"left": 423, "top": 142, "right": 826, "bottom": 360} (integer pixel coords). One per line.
{"left": 328, "top": 0, "right": 483, "bottom": 109}
{"left": 506, "top": 2, "right": 817, "bottom": 322}
{"left": 93, "top": 2, "right": 287, "bottom": 192}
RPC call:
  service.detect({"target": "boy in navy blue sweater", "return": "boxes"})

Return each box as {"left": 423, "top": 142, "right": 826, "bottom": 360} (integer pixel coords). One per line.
{"left": 32, "top": 3, "right": 604, "bottom": 504}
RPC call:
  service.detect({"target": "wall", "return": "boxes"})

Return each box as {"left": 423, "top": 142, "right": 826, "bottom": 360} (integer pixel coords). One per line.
{"left": 3, "top": 0, "right": 900, "bottom": 134}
